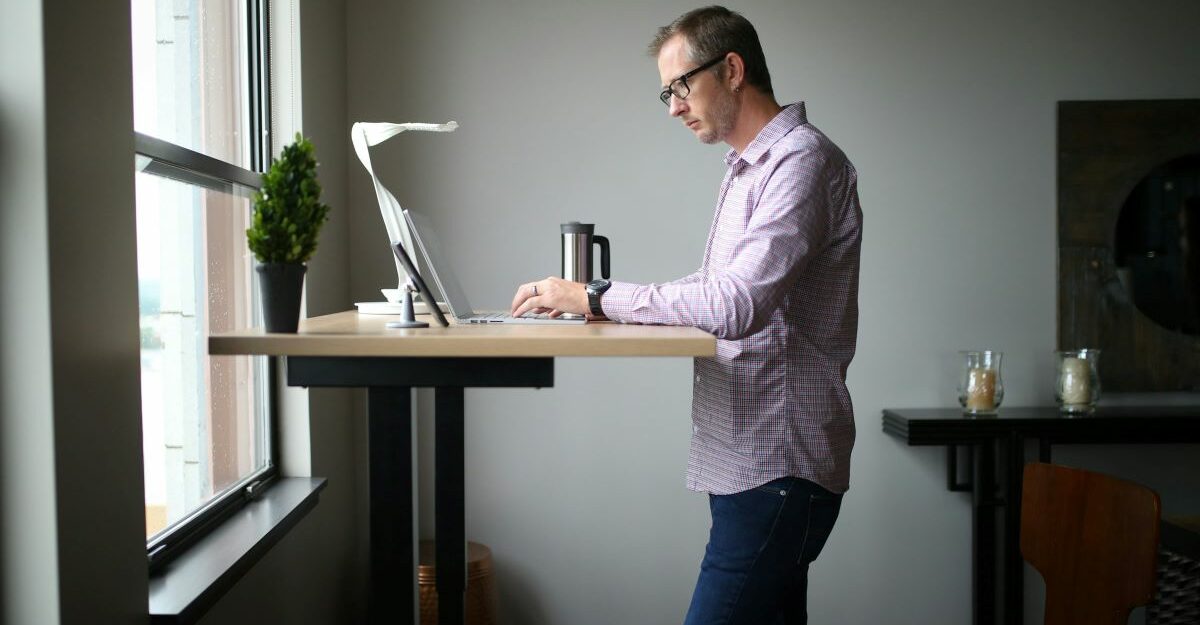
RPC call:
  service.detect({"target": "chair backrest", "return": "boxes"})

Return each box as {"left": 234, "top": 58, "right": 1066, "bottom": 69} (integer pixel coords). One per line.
{"left": 1021, "top": 462, "right": 1161, "bottom": 625}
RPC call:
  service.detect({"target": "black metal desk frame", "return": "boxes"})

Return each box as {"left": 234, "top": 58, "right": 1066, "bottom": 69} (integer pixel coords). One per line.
{"left": 289, "top": 356, "right": 554, "bottom": 625}
{"left": 882, "top": 406, "right": 1200, "bottom": 625}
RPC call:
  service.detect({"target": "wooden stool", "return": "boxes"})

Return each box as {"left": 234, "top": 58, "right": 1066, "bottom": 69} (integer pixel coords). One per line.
{"left": 418, "top": 540, "right": 497, "bottom": 625}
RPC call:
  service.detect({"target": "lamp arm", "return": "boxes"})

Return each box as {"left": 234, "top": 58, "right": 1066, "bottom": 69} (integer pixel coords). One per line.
{"left": 350, "top": 121, "right": 458, "bottom": 290}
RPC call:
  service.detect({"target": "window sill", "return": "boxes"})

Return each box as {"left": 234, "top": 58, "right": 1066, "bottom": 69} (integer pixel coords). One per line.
{"left": 148, "top": 477, "right": 327, "bottom": 624}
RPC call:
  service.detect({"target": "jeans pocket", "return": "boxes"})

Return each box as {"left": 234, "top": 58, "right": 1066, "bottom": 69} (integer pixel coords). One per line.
{"left": 797, "top": 492, "right": 842, "bottom": 565}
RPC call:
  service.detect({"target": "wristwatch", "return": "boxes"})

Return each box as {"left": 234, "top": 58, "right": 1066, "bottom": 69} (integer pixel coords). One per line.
{"left": 585, "top": 279, "right": 611, "bottom": 317}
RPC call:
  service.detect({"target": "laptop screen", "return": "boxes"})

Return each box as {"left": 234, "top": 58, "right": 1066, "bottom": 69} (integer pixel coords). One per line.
{"left": 402, "top": 209, "right": 477, "bottom": 318}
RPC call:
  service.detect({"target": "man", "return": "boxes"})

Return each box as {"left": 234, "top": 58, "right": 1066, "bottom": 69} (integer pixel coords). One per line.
{"left": 509, "top": 6, "right": 861, "bottom": 624}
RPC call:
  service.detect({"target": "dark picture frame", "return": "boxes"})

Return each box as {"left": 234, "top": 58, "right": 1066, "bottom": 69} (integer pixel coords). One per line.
{"left": 1057, "top": 99, "right": 1200, "bottom": 391}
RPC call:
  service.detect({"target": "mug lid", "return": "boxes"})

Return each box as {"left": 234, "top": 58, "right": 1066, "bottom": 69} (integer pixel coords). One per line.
{"left": 561, "top": 222, "right": 594, "bottom": 234}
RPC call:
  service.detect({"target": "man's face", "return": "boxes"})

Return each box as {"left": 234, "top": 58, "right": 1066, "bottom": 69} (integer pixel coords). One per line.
{"left": 657, "top": 36, "right": 737, "bottom": 145}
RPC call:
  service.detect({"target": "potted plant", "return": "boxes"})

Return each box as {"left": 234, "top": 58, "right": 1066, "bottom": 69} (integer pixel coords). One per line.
{"left": 247, "top": 133, "right": 331, "bottom": 333}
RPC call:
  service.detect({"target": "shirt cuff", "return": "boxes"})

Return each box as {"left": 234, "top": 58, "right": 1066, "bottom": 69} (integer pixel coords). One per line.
{"left": 599, "top": 281, "right": 639, "bottom": 323}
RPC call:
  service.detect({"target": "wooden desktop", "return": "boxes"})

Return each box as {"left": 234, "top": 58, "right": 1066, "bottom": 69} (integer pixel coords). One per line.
{"left": 211, "top": 310, "right": 716, "bottom": 625}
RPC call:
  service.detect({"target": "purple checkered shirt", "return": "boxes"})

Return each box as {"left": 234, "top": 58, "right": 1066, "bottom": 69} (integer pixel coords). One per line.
{"left": 602, "top": 102, "right": 861, "bottom": 495}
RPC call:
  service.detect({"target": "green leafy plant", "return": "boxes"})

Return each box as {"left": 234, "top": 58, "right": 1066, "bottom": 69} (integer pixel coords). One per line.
{"left": 247, "top": 133, "right": 331, "bottom": 264}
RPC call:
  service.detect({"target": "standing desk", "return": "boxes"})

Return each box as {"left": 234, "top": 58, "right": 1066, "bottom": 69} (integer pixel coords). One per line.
{"left": 882, "top": 406, "right": 1200, "bottom": 625}
{"left": 210, "top": 311, "right": 716, "bottom": 625}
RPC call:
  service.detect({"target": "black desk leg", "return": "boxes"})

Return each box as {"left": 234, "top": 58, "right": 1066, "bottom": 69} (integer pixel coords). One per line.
{"left": 436, "top": 387, "right": 466, "bottom": 625}
{"left": 1003, "top": 434, "right": 1024, "bottom": 625}
{"left": 367, "top": 387, "right": 416, "bottom": 625}
{"left": 973, "top": 441, "right": 997, "bottom": 625}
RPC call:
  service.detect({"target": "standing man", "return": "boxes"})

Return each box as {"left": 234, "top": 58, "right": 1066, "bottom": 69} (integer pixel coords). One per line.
{"left": 510, "top": 6, "right": 861, "bottom": 624}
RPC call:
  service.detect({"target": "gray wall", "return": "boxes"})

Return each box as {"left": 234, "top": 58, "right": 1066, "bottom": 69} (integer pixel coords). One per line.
{"left": 344, "top": 1, "right": 1200, "bottom": 624}
{"left": 1, "top": 1, "right": 63, "bottom": 622}
{"left": 1, "top": 0, "right": 148, "bottom": 623}
{"left": 5, "top": 0, "right": 1199, "bottom": 623}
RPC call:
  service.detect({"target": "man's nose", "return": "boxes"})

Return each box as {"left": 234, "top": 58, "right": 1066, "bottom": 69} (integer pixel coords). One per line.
{"left": 668, "top": 95, "right": 686, "bottom": 117}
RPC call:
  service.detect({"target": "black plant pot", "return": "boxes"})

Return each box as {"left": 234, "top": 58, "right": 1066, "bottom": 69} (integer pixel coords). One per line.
{"left": 257, "top": 263, "right": 307, "bottom": 333}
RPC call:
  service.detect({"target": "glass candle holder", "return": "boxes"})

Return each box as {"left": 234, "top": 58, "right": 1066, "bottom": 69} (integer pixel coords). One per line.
{"left": 1056, "top": 349, "right": 1101, "bottom": 413}
{"left": 958, "top": 350, "right": 1004, "bottom": 415}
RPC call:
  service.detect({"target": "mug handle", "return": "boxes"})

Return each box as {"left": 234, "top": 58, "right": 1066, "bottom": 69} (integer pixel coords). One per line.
{"left": 593, "top": 235, "right": 610, "bottom": 279}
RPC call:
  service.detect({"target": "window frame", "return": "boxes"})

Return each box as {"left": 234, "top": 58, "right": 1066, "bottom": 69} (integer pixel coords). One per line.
{"left": 135, "top": 0, "right": 279, "bottom": 573}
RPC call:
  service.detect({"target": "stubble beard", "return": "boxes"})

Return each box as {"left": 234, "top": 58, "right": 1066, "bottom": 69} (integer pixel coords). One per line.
{"left": 698, "top": 87, "right": 738, "bottom": 145}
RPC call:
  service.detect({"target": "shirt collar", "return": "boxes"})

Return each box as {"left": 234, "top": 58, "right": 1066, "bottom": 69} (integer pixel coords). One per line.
{"left": 724, "top": 101, "right": 808, "bottom": 167}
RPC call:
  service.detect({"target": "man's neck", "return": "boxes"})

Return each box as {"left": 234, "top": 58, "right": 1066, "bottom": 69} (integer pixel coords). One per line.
{"left": 726, "top": 93, "right": 783, "bottom": 155}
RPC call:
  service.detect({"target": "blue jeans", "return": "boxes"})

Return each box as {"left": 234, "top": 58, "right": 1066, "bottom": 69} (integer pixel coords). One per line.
{"left": 682, "top": 477, "right": 843, "bottom": 625}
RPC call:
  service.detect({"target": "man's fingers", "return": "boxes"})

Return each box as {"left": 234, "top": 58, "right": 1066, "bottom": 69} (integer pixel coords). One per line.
{"left": 513, "top": 296, "right": 541, "bottom": 318}
{"left": 512, "top": 279, "right": 574, "bottom": 317}
{"left": 511, "top": 283, "right": 537, "bottom": 314}
{"left": 510, "top": 284, "right": 529, "bottom": 313}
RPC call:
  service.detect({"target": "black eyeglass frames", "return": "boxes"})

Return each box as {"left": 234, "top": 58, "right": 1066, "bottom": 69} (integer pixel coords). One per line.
{"left": 658, "top": 54, "right": 728, "bottom": 106}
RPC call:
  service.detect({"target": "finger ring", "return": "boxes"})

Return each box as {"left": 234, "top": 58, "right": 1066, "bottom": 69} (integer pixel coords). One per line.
{"left": 532, "top": 285, "right": 538, "bottom": 296}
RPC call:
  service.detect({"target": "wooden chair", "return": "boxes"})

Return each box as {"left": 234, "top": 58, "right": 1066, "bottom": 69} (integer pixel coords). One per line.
{"left": 1021, "top": 462, "right": 1161, "bottom": 625}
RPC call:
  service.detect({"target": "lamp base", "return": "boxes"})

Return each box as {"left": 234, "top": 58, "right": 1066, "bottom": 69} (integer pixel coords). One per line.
{"left": 384, "top": 285, "right": 429, "bottom": 329}
{"left": 386, "top": 320, "right": 429, "bottom": 329}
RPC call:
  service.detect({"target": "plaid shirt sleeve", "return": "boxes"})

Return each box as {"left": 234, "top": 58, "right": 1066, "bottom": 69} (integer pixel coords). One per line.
{"left": 601, "top": 149, "right": 833, "bottom": 340}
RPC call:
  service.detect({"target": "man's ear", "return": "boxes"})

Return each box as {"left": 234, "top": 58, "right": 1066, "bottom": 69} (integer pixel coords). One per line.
{"left": 725, "top": 52, "right": 746, "bottom": 91}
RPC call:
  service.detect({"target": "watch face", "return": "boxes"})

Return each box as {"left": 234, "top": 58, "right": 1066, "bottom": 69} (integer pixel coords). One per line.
{"left": 587, "top": 279, "right": 611, "bottom": 294}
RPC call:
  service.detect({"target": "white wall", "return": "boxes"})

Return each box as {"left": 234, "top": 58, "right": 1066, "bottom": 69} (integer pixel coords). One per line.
{"left": 345, "top": 1, "right": 1200, "bottom": 624}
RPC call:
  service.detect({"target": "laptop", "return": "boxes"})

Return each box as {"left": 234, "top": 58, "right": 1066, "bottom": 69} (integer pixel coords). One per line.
{"left": 403, "top": 209, "right": 586, "bottom": 325}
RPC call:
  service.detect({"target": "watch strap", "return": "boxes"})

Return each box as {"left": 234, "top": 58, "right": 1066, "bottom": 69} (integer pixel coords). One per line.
{"left": 586, "top": 279, "right": 611, "bottom": 317}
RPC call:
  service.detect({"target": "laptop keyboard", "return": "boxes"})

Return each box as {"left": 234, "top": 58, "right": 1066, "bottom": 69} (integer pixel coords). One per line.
{"left": 467, "top": 312, "right": 571, "bottom": 323}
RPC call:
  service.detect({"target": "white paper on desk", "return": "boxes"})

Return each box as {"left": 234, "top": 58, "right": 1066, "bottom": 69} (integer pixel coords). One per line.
{"left": 351, "top": 120, "right": 458, "bottom": 290}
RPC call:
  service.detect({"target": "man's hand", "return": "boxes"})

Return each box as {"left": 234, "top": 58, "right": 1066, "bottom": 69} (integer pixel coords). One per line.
{"left": 510, "top": 277, "right": 589, "bottom": 318}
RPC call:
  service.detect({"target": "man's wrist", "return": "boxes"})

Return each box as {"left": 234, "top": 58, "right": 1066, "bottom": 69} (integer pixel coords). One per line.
{"left": 585, "top": 279, "right": 612, "bottom": 316}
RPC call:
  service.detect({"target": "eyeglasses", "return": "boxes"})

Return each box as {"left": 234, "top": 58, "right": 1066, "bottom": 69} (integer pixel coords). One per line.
{"left": 658, "top": 54, "right": 727, "bottom": 106}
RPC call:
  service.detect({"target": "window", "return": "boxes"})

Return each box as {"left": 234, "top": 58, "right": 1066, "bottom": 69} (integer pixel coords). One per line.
{"left": 132, "top": 0, "right": 253, "bottom": 167}
{"left": 132, "top": 0, "right": 274, "bottom": 565}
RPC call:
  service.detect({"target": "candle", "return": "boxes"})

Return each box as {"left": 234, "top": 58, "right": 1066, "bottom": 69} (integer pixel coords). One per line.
{"left": 1060, "top": 357, "right": 1091, "bottom": 405}
{"left": 966, "top": 367, "right": 996, "bottom": 411}
{"left": 958, "top": 350, "right": 1004, "bottom": 414}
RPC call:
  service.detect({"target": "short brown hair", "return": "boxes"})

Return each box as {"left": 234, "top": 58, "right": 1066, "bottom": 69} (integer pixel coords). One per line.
{"left": 648, "top": 6, "right": 774, "bottom": 96}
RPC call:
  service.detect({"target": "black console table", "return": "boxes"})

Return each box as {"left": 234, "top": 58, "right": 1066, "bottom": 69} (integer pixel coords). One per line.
{"left": 882, "top": 406, "right": 1200, "bottom": 625}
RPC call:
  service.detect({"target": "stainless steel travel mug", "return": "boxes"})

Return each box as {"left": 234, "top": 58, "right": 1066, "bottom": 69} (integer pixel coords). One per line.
{"left": 561, "top": 222, "right": 610, "bottom": 283}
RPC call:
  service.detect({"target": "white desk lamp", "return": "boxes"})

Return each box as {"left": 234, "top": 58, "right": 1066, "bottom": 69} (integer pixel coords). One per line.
{"left": 351, "top": 120, "right": 458, "bottom": 306}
